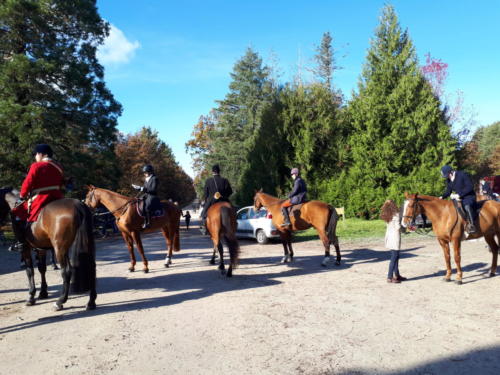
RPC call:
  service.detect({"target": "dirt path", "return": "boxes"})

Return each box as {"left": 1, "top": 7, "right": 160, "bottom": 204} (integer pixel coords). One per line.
{"left": 0, "top": 222, "right": 499, "bottom": 374}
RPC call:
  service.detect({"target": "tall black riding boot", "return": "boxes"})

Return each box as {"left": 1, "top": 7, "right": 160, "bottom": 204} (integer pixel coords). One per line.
{"left": 464, "top": 205, "right": 477, "bottom": 233}
{"left": 8, "top": 217, "right": 28, "bottom": 252}
{"left": 281, "top": 207, "right": 291, "bottom": 227}
{"left": 142, "top": 212, "right": 151, "bottom": 229}
{"left": 200, "top": 217, "right": 207, "bottom": 235}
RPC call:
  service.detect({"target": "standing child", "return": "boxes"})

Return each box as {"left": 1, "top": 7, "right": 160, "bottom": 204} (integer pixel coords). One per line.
{"left": 380, "top": 200, "right": 406, "bottom": 283}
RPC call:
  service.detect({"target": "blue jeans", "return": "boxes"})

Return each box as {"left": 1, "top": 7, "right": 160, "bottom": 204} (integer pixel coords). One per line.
{"left": 387, "top": 250, "right": 400, "bottom": 279}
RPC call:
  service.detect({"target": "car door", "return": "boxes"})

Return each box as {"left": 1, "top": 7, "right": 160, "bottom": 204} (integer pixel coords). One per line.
{"left": 247, "top": 208, "right": 258, "bottom": 238}
{"left": 236, "top": 208, "right": 251, "bottom": 237}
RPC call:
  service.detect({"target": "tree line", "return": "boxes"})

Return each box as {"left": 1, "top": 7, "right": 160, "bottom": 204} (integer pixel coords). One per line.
{"left": 186, "top": 5, "right": 498, "bottom": 218}
{"left": 0, "top": 0, "right": 195, "bottom": 206}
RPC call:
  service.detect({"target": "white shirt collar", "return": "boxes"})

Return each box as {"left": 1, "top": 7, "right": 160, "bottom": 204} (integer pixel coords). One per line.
{"left": 145, "top": 175, "right": 151, "bottom": 182}
{"left": 450, "top": 171, "right": 456, "bottom": 181}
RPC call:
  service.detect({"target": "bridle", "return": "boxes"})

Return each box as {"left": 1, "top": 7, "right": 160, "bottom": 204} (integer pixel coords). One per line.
{"left": 86, "top": 188, "right": 135, "bottom": 217}
{"left": 403, "top": 197, "right": 419, "bottom": 226}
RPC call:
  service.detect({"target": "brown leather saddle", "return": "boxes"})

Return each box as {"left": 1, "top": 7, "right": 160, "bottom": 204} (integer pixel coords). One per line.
{"left": 286, "top": 202, "right": 305, "bottom": 218}
{"left": 451, "top": 200, "right": 483, "bottom": 226}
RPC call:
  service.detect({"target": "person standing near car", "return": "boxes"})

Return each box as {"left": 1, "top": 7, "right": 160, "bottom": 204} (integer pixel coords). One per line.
{"left": 200, "top": 164, "right": 232, "bottom": 234}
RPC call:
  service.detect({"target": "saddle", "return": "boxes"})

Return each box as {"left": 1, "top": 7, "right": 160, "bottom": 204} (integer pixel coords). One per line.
{"left": 451, "top": 200, "right": 483, "bottom": 226}
{"left": 137, "top": 198, "right": 164, "bottom": 218}
{"left": 286, "top": 202, "right": 305, "bottom": 218}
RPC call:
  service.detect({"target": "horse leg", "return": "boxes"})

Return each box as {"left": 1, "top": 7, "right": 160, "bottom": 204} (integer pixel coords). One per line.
{"left": 451, "top": 238, "right": 463, "bottom": 285}
{"left": 333, "top": 235, "right": 341, "bottom": 266}
{"left": 22, "top": 249, "right": 36, "bottom": 306}
{"left": 161, "top": 227, "right": 172, "bottom": 268}
{"left": 131, "top": 231, "right": 149, "bottom": 273}
{"left": 217, "top": 242, "right": 226, "bottom": 275}
{"left": 121, "top": 232, "right": 136, "bottom": 272}
{"left": 317, "top": 228, "right": 331, "bottom": 267}
{"left": 279, "top": 232, "right": 290, "bottom": 263}
{"left": 50, "top": 248, "right": 59, "bottom": 270}
{"left": 86, "top": 257, "right": 97, "bottom": 311}
{"left": 210, "top": 247, "right": 217, "bottom": 265}
{"left": 287, "top": 233, "right": 294, "bottom": 262}
{"left": 54, "top": 259, "right": 72, "bottom": 311}
{"left": 484, "top": 234, "right": 499, "bottom": 277}
{"left": 438, "top": 238, "right": 453, "bottom": 282}
{"left": 36, "top": 251, "right": 49, "bottom": 299}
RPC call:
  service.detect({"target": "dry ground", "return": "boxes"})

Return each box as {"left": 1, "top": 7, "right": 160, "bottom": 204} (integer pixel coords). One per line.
{"left": 0, "top": 219, "right": 499, "bottom": 375}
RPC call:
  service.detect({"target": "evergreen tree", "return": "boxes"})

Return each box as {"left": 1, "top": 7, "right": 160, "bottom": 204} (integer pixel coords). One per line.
{"left": 208, "top": 48, "right": 274, "bottom": 200}
{"left": 0, "top": 0, "right": 121, "bottom": 191}
{"left": 342, "top": 5, "right": 456, "bottom": 218}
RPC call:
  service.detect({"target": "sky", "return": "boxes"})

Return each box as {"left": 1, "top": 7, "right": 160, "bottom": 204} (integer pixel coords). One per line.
{"left": 95, "top": 0, "right": 500, "bottom": 177}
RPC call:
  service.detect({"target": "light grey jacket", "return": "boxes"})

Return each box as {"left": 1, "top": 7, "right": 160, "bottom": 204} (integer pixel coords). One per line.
{"left": 385, "top": 213, "right": 401, "bottom": 250}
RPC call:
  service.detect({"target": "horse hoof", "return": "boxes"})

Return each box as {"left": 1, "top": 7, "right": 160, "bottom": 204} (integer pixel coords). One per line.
{"left": 443, "top": 278, "right": 451, "bottom": 282}
{"left": 164, "top": 263, "right": 170, "bottom": 268}
{"left": 52, "top": 265, "right": 59, "bottom": 270}
{"left": 335, "top": 260, "right": 341, "bottom": 266}
{"left": 455, "top": 280, "right": 463, "bottom": 285}
{"left": 143, "top": 268, "right": 149, "bottom": 274}
{"left": 53, "top": 303, "right": 63, "bottom": 311}
{"left": 26, "top": 298, "right": 36, "bottom": 306}
{"left": 86, "top": 303, "right": 96, "bottom": 311}
{"left": 38, "top": 292, "right": 49, "bottom": 299}
{"left": 489, "top": 272, "right": 496, "bottom": 278}
{"left": 209, "top": 259, "right": 216, "bottom": 265}
{"left": 128, "top": 268, "right": 135, "bottom": 273}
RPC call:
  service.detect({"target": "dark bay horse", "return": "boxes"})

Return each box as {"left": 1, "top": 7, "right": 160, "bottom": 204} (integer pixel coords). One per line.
{"left": 402, "top": 193, "right": 500, "bottom": 284}
{"left": 85, "top": 186, "right": 181, "bottom": 272}
{"left": 253, "top": 190, "right": 340, "bottom": 266}
{"left": 206, "top": 201, "right": 240, "bottom": 277}
{"left": 3, "top": 189, "right": 96, "bottom": 310}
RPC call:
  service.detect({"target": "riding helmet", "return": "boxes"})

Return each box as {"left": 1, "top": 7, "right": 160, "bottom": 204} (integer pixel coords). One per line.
{"left": 142, "top": 164, "right": 154, "bottom": 174}
{"left": 212, "top": 164, "right": 220, "bottom": 174}
{"left": 291, "top": 167, "right": 299, "bottom": 176}
{"left": 33, "top": 144, "right": 53, "bottom": 158}
{"left": 440, "top": 165, "right": 453, "bottom": 178}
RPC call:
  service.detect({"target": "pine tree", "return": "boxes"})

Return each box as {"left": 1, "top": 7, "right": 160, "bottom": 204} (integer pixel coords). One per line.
{"left": 0, "top": 0, "right": 121, "bottom": 191}
{"left": 344, "top": 5, "right": 456, "bottom": 218}
{"left": 208, "top": 48, "right": 274, "bottom": 199}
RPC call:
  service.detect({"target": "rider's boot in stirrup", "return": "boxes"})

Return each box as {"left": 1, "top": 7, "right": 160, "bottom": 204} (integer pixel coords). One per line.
{"left": 8, "top": 217, "right": 28, "bottom": 252}
{"left": 142, "top": 212, "right": 151, "bottom": 229}
{"left": 281, "top": 207, "right": 291, "bottom": 227}
{"left": 464, "top": 205, "right": 477, "bottom": 233}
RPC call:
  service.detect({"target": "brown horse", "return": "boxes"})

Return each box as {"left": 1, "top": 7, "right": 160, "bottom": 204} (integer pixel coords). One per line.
{"left": 3, "top": 188, "right": 96, "bottom": 310}
{"left": 253, "top": 190, "right": 340, "bottom": 266}
{"left": 85, "top": 185, "right": 181, "bottom": 272}
{"left": 402, "top": 193, "right": 500, "bottom": 283}
{"left": 206, "top": 201, "right": 240, "bottom": 277}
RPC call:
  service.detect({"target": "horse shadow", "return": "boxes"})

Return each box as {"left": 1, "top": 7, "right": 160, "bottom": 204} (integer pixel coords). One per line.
{"left": 406, "top": 261, "right": 491, "bottom": 284}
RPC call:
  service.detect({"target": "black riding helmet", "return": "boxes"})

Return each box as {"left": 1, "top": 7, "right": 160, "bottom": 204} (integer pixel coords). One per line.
{"left": 33, "top": 144, "right": 53, "bottom": 158}
{"left": 440, "top": 165, "right": 453, "bottom": 178}
{"left": 142, "top": 164, "right": 154, "bottom": 174}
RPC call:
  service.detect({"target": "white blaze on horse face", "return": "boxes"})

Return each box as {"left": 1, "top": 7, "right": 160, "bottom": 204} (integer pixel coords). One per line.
{"left": 401, "top": 200, "right": 410, "bottom": 227}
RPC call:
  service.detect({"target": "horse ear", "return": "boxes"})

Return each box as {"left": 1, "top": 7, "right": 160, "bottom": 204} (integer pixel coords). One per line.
{"left": 404, "top": 191, "right": 408, "bottom": 198}
{"left": 259, "top": 188, "right": 263, "bottom": 193}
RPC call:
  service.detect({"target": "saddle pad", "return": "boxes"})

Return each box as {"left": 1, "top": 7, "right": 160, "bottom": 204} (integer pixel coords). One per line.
{"left": 287, "top": 203, "right": 304, "bottom": 216}
{"left": 137, "top": 199, "right": 165, "bottom": 218}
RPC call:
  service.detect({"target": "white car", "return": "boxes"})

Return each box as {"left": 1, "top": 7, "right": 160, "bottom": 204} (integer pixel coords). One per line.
{"left": 236, "top": 206, "right": 280, "bottom": 244}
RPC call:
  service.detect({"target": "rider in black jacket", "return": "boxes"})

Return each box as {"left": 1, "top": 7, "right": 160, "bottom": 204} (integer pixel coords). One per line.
{"left": 132, "top": 164, "right": 159, "bottom": 229}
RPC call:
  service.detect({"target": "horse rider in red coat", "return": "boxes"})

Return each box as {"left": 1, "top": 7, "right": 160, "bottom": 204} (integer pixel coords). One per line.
{"left": 9, "top": 144, "right": 65, "bottom": 252}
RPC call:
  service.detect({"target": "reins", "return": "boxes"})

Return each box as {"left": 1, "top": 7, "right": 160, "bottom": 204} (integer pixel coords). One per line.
{"left": 88, "top": 189, "right": 137, "bottom": 218}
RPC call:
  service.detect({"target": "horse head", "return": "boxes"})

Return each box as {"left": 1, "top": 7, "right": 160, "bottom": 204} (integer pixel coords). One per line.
{"left": 84, "top": 185, "right": 99, "bottom": 209}
{"left": 401, "top": 192, "right": 421, "bottom": 230}
{"left": 253, "top": 188, "right": 264, "bottom": 211}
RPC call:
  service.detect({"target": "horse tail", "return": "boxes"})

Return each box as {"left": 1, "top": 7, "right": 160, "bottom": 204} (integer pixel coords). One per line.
{"left": 174, "top": 207, "right": 181, "bottom": 251}
{"left": 326, "top": 205, "right": 339, "bottom": 245}
{"left": 70, "top": 202, "right": 96, "bottom": 293}
{"left": 221, "top": 205, "right": 240, "bottom": 267}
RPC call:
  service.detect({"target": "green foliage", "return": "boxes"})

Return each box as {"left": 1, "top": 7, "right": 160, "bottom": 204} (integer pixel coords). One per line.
{"left": 0, "top": 0, "right": 122, "bottom": 192}
{"left": 339, "top": 5, "right": 456, "bottom": 218}
{"left": 294, "top": 218, "right": 387, "bottom": 242}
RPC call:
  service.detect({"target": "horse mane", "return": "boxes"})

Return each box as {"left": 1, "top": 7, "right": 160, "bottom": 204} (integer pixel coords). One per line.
{"left": 94, "top": 187, "right": 134, "bottom": 201}
{"left": 258, "top": 191, "right": 285, "bottom": 205}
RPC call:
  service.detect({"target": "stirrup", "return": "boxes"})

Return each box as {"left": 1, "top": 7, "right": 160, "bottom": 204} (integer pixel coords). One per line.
{"left": 8, "top": 242, "right": 24, "bottom": 252}
{"left": 280, "top": 222, "right": 291, "bottom": 227}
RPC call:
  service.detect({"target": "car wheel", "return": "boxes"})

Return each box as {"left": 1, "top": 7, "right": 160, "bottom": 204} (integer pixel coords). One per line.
{"left": 256, "top": 229, "right": 268, "bottom": 244}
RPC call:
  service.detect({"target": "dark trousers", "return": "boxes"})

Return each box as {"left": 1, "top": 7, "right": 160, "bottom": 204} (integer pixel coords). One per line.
{"left": 387, "top": 250, "right": 400, "bottom": 279}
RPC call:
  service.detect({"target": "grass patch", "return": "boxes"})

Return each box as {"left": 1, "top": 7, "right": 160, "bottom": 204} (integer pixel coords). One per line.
{"left": 294, "top": 218, "right": 387, "bottom": 242}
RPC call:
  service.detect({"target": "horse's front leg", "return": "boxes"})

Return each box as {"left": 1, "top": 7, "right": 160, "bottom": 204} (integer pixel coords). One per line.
{"left": 484, "top": 234, "right": 498, "bottom": 277}
{"left": 451, "top": 238, "right": 463, "bottom": 285}
{"left": 22, "top": 249, "right": 36, "bottom": 306}
{"left": 209, "top": 247, "right": 217, "bottom": 265}
{"left": 131, "top": 231, "right": 149, "bottom": 273}
{"left": 36, "top": 251, "right": 49, "bottom": 299}
{"left": 279, "top": 232, "right": 292, "bottom": 263}
{"left": 438, "top": 238, "right": 452, "bottom": 281}
{"left": 121, "top": 232, "right": 136, "bottom": 272}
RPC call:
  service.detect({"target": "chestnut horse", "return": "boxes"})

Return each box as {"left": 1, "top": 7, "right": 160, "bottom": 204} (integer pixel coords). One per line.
{"left": 3, "top": 189, "right": 96, "bottom": 310}
{"left": 253, "top": 190, "right": 340, "bottom": 266}
{"left": 85, "top": 186, "right": 181, "bottom": 272}
{"left": 206, "top": 201, "right": 240, "bottom": 277}
{"left": 402, "top": 193, "right": 500, "bottom": 284}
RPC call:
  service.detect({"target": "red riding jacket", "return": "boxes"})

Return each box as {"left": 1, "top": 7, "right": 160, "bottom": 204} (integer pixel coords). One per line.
{"left": 12, "top": 159, "right": 64, "bottom": 222}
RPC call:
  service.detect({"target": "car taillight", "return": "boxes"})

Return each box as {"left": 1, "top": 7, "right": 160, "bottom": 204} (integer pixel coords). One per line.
{"left": 267, "top": 213, "right": 272, "bottom": 219}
